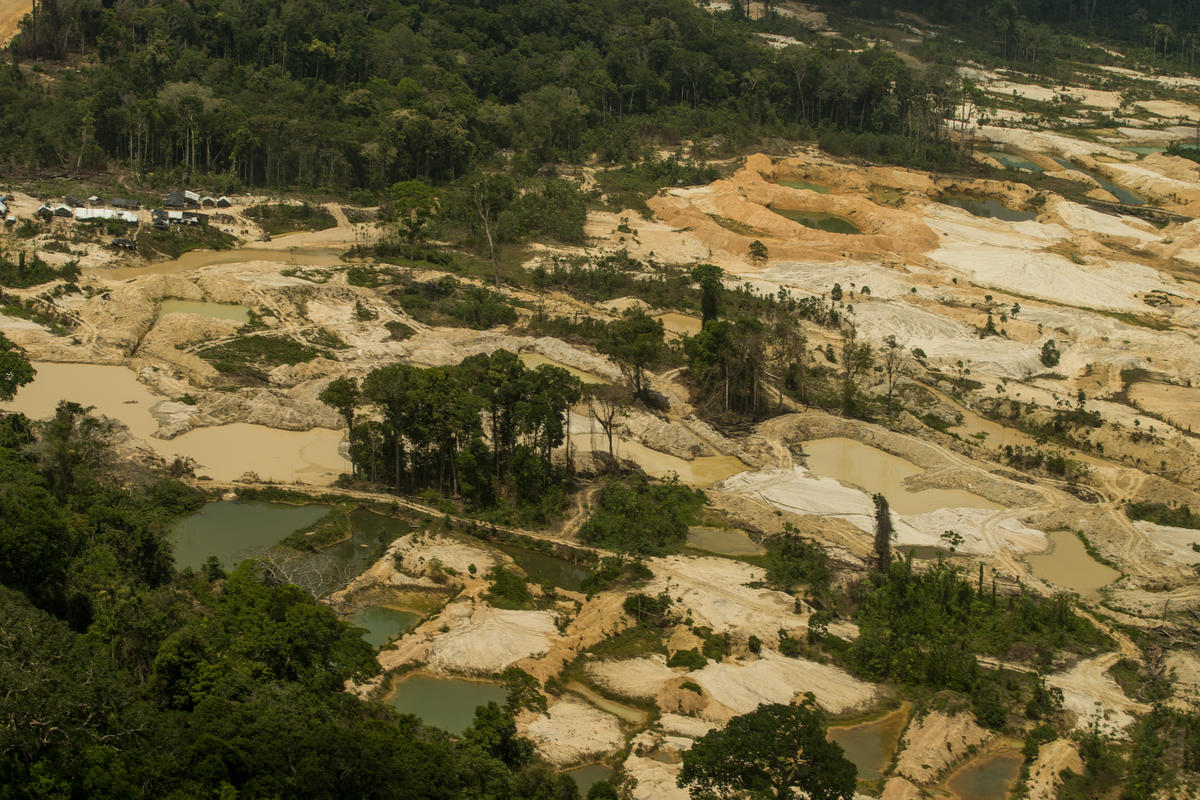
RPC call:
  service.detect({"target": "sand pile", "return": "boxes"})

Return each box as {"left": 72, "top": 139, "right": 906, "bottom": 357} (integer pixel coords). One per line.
{"left": 522, "top": 700, "right": 625, "bottom": 765}
{"left": 426, "top": 600, "right": 560, "bottom": 674}
{"left": 894, "top": 711, "right": 989, "bottom": 783}
{"left": 690, "top": 650, "right": 876, "bottom": 721}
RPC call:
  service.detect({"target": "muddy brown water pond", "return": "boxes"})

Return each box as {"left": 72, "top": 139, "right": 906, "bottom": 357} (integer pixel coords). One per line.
{"left": 937, "top": 192, "right": 1037, "bottom": 222}
{"left": 385, "top": 674, "right": 508, "bottom": 734}
{"left": 494, "top": 542, "right": 591, "bottom": 591}
{"left": 351, "top": 607, "right": 420, "bottom": 649}
{"left": 771, "top": 208, "right": 862, "bottom": 234}
{"left": 947, "top": 749, "right": 1022, "bottom": 800}
{"left": 828, "top": 705, "right": 908, "bottom": 782}
{"left": 158, "top": 299, "right": 251, "bottom": 324}
{"left": 802, "top": 438, "right": 1000, "bottom": 515}
{"left": 4, "top": 362, "right": 344, "bottom": 483}
{"left": 686, "top": 526, "right": 764, "bottom": 556}
{"left": 1026, "top": 530, "right": 1119, "bottom": 599}
{"left": 168, "top": 500, "right": 332, "bottom": 571}
{"left": 656, "top": 311, "right": 703, "bottom": 337}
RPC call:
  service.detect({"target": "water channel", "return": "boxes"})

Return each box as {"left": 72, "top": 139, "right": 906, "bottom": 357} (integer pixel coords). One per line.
{"left": 982, "top": 150, "right": 1044, "bottom": 172}
{"left": 946, "top": 749, "right": 1023, "bottom": 800}
{"left": 1050, "top": 156, "right": 1144, "bottom": 205}
{"left": 777, "top": 179, "right": 831, "bottom": 194}
{"left": 771, "top": 208, "right": 862, "bottom": 234}
{"left": 493, "top": 542, "right": 591, "bottom": 591}
{"left": 168, "top": 500, "right": 332, "bottom": 571}
{"left": 158, "top": 299, "right": 251, "bottom": 324}
{"left": 1026, "top": 530, "right": 1119, "bottom": 599}
{"left": 802, "top": 437, "right": 1000, "bottom": 515}
{"left": 385, "top": 674, "right": 509, "bottom": 734}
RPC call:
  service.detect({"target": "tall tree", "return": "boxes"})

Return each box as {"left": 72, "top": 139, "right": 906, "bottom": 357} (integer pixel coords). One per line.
{"left": 678, "top": 699, "right": 856, "bottom": 800}
{"left": 691, "top": 264, "right": 724, "bottom": 325}
{"left": 389, "top": 180, "right": 439, "bottom": 262}
{"left": 598, "top": 311, "right": 665, "bottom": 400}
{"left": 0, "top": 332, "right": 35, "bottom": 401}
{"left": 873, "top": 493, "right": 894, "bottom": 574}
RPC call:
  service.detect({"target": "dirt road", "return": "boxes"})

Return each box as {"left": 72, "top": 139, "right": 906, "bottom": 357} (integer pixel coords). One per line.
{"left": 0, "top": 0, "right": 28, "bottom": 45}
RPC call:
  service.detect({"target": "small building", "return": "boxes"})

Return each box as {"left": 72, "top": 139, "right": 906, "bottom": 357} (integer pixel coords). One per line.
{"left": 35, "top": 204, "right": 52, "bottom": 219}
{"left": 201, "top": 196, "right": 216, "bottom": 207}
{"left": 64, "top": 194, "right": 83, "bottom": 208}
{"left": 0, "top": 201, "right": 7, "bottom": 217}
{"left": 164, "top": 191, "right": 186, "bottom": 208}
{"left": 216, "top": 196, "right": 232, "bottom": 208}
{"left": 75, "top": 208, "right": 138, "bottom": 224}
{"left": 52, "top": 205, "right": 73, "bottom": 218}
{"left": 111, "top": 197, "right": 139, "bottom": 210}
{"left": 87, "top": 195, "right": 100, "bottom": 205}
{"left": 111, "top": 238, "right": 138, "bottom": 250}
{"left": 3, "top": 215, "right": 15, "bottom": 227}
{"left": 183, "top": 190, "right": 201, "bottom": 207}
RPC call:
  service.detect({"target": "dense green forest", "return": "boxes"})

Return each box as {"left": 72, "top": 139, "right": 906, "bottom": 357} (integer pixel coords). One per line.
{"left": 1, "top": 0, "right": 964, "bottom": 188}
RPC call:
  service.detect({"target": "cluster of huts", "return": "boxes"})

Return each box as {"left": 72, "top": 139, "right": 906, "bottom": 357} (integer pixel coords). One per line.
{"left": 32, "top": 190, "right": 233, "bottom": 230}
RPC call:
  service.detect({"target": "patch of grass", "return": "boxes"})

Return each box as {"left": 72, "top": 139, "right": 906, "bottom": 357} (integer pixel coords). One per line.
{"left": 245, "top": 202, "right": 337, "bottom": 236}
{"left": 136, "top": 226, "right": 237, "bottom": 259}
{"left": 198, "top": 334, "right": 325, "bottom": 381}
{"left": 1126, "top": 502, "right": 1200, "bottom": 530}
{"left": 587, "top": 624, "right": 667, "bottom": 660}
{"left": 706, "top": 213, "right": 770, "bottom": 238}
{"left": 278, "top": 506, "right": 354, "bottom": 551}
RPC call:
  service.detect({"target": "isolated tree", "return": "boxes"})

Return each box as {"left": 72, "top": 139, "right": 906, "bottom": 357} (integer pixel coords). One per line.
{"left": 319, "top": 376, "right": 360, "bottom": 475}
{"left": 0, "top": 333, "right": 35, "bottom": 401}
{"left": 873, "top": 494, "right": 894, "bottom": 574}
{"left": 390, "top": 180, "right": 438, "bottom": 261}
{"left": 586, "top": 383, "right": 631, "bottom": 458}
{"left": 838, "top": 326, "right": 873, "bottom": 416}
{"left": 691, "top": 264, "right": 723, "bottom": 325}
{"left": 879, "top": 334, "right": 909, "bottom": 414}
{"left": 598, "top": 311, "right": 665, "bottom": 399}
{"left": 678, "top": 699, "right": 856, "bottom": 800}
{"left": 748, "top": 239, "right": 768, "bottom": 261}
{"left": 459, "top": 174, "right": 516, "bottom": 286}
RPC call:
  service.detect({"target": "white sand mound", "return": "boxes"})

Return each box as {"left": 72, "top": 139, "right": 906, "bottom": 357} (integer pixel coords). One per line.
{"left": 392, "top": 533, "right": 500, "bottom": 579}
{"left": 623, "top": 752, "right": 690, "bottom": 800}
{"left": 645, "top": 555, "right": 805, "bottom": 639}
{"left": 587, "top": 656, "right": 679, "bottom": 699}
{"left": 1133, "top": 521, "right": 1200, "bottom": 565}
{"left": 659, "top": 713, "right": 717, "bottom": 737}
{"left": 1047, "top": 655, "right": 1149, "bottom": 736}
{"left": 523, "top": 700, "right": 625, "bottom": 765}
{"left": 899, "top": 508, "right": 1047, "bottom": 555}
{"left": 894, "top": 711, "right": 989, "bottom": 783}
{"left": 426, "top": 601, "right": 559, "bottom": 673}
{"left": 690, "top": 649, "right": 876, "bottom": 719}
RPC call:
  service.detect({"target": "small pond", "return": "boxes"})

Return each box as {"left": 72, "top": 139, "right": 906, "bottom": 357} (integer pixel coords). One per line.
{"left": 802, "top": 438, "right": 1000, "bottom": 515}
{"left": 1026, "top": 530, "right": 1119, "bottom": 600}
{"left": 872, "top": 187, "right": 905, "bottom": 205}
{"left": 937, "top": 193, "right": 1037, "bottom": 222}
{"left": 168, "top": 500, "right": 331, "bottom": 572}
{"left": 772, "top": 208, "right": 862, "bottom": 234}
{"left": 495, "top": 542, "right": 591, "bottom": 591}
{"left": 1121, "top": 145, "right": 1165, "bottom": 156}
{"left": 777, "top": 179, "right": 831, "bottom": 194}
{"left": 158, "top": 299, "right": 250, "bottom": 324}
{"left": 829, "top": 706, "right": 908, "bottom": 782}
{"left": 687, "top": 526, "right": 764, "bottom": 556}
{"left": 385, "top": 674, "right": 509, "bottom": 734}
{"left": 1050, "top": 156, "right": 1144, "bottom": 205}
{"left": 656, "top": 312, "right": 703, "bottom": 337}
{"left": 564, "top": 764, "right": 614, "bottom": 795}
{"left": 351, "top": 606, "right": 420, "bottom": 649}
{"left": 947, "top": 750, "right": 1023, "bottom": 800}
{"left": 982, "top": 150, "right": 1044, "bottom": 173}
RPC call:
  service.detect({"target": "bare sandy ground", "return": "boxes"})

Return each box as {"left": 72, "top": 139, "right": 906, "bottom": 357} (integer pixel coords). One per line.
{"left": 0, "top": 0, "right": 28, "bottom": 44}
{"left": 521, "top": 700, "right": 625, "bottom": 765}
{"left": 894, "top": 711, "right": 989, "bottom": 783}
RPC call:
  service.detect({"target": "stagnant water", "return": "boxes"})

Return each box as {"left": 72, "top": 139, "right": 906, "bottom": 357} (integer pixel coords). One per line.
{"left": 802, "top": 438, "right": 1000, "bottom": 515}
{"left": 168, "top": 500, "right": 331, "bottom": 571}
{"left": 686, "top": 526, "right": 764, "bottom": 556}
{"left": 564, "top": 764, "right": 613, "bottom": 795}
{"left": 494, "top": 542, "right": 591, "bottom": 591}
{"left": 385, "top": 674, "right": 508, "bottom": 734}
{"left": 777, "top": 179, "right": 831, "bottom": 194}
{"left": 4, "top": 362, "right": 344, "bottom": 483}
{"left": 656, "top": 312, "right": 703, "bottom": 337}
{"left": 98, "top": 246, "right": 345, "bottom": 280}
{"left": 947, "top": 750, "right": 1023, "bottom": 800}
{"left": 772, "top": 208, "right": 862, "bottom": 234}
{"left": 937, "top": 192, "right": 1037, "bottom": 222}
{"left": 158, "top": 299, "right": 250, "bottom": 324}
{"left": 351, "top": 606, "right": 420, "bottom": 649}
{"left": 828, "top": 706, "right": 908, "bottom": 782}
{"left": 1026, "top": 530, "right": 1119, "bottom": 600}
